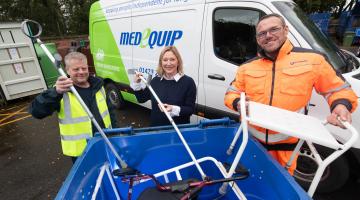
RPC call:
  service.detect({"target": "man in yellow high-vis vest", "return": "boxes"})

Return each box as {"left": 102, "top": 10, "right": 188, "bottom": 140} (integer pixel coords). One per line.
{"left": 29, "top": 52, "right": 118, "bottom": 163}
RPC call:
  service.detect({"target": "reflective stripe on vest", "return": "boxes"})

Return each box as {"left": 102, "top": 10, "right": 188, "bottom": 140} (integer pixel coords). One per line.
{"left": 226, "top": 85, "right": 240, "bottom": 94}
{"left": 249, "top": 108, "right": 304, "bottom": 143}
{"left": 61, "top": 133, "right": 91, "bottom": 141}
{"left": 99, "top": 88, "right": 112, "bottom": 129}
{"left": 101, "top": 110, "right": 110, "bottom": 120}
{"left": 58, "top": 87, "right": 112, "bottom": 156}
{"left": 59, "top": 93, "right": 90, "bottom": 124}
{"left": 320, "top": 82, "right": 351, "bottom": 100}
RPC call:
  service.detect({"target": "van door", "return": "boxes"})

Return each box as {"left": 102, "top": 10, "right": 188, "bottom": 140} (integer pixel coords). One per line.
{"left": 201, "top": 2, "right": 272, "bottom": 118}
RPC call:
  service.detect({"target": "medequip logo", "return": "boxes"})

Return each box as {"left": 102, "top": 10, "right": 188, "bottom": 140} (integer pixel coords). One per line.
{"left": 119, "top": 28, "right": 183, "bottom": 49}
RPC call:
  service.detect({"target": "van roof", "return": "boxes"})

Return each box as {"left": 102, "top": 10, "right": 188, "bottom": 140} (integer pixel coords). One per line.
{"left": 96, "top": 0, "right": 292, "bottom": 9}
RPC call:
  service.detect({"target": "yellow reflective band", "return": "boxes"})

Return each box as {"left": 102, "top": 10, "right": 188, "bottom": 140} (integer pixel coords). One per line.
{"left": 61, "top": 133, "right": 92, "bottom": 141}
{"left": 59, "top": 116, "right": 89, "bottom": 124}
{"left": 101, "top": 110, "right": 109, "bottom": 119}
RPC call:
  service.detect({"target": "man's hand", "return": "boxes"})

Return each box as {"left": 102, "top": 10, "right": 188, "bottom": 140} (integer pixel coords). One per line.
{"left": 327, "top": 104, "right": 352, "bottom": 129}
{"left": 236, "top": 97, "right": 250, "bottom": 113}
{"left": 55, "top": 76, "right": 73, "bottom": 94}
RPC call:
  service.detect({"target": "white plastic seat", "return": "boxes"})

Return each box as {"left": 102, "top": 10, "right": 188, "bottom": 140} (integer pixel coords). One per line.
{"left": 248, "top": 101, "right": 343, "bottom": 150}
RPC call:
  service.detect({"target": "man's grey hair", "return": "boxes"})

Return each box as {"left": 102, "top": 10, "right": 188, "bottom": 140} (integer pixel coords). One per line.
{"left": 64, "top": 52, "right": 88, "bottom": 67}
{"left": 256, "top": 13, "right": 286, "bottom": 28}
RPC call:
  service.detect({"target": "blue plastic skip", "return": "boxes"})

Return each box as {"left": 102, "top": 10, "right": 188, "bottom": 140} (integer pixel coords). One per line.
{"left": 56, "top": 118, "right": 310, "bottom": 200}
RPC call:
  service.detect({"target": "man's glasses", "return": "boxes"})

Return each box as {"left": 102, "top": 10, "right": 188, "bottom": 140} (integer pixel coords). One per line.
{"left": 256, "top": 26, "right": 283, "bottom": 39}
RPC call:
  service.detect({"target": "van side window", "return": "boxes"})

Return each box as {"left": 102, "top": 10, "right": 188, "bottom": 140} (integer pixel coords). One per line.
{"left": 213, "top": 8, "right": 263, "bottom": 65}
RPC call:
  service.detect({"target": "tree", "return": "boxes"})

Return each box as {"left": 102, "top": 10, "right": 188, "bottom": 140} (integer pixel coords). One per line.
{"left": 0, "top": 0, "right": 97, "bottom": 37}
{"left": 295, "top": 0, "right": 357, "bottom": 17}
{"left": 0, "top": 0, "right": 66, "bottom": 36}
{"left": 59, "top": 0, "right": 97, "bottom": 35}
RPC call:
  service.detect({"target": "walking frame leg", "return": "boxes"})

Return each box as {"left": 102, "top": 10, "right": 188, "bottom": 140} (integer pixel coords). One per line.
{"left": 227, "top": 124, "right": 243, "bottom": 155}
{"left": 285, "top": 139, "right": 304, "bottom": 170}
{"left": 219, "top": 93, "right": 248, "bottom": 195}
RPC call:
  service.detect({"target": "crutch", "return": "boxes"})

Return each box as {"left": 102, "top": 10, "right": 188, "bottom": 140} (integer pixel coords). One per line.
{"left": 21, "top": 19, "right": 135, "bottom": 174}
{"left": 137, "top": 73, "right": 207, "bottom": 180}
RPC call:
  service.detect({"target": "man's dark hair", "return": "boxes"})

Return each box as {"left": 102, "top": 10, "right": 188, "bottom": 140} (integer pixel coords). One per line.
{"left": 256, "top": 13, "right": 286, "bottom": 27}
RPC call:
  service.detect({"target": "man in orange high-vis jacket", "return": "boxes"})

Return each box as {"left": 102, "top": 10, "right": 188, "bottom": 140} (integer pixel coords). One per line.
{"left": 224, "top": 14, "right": 358, "bottom": 175}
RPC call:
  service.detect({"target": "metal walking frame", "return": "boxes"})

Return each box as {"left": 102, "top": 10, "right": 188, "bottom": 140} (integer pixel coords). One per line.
{"left": 226, "top": 92, "right": 359, "bottom": 197}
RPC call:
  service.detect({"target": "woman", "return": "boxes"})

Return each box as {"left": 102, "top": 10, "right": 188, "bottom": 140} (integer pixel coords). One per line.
{"left": 131, "top": 46, "right": 196, "bottom": 126}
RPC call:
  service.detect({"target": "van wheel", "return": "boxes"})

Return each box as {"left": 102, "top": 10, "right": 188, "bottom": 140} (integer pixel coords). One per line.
{"left": 294, "top": 144, "right": 349, "bottom": 193}
{"left": 105, "top": 83, "right": 125, "bottom": 109}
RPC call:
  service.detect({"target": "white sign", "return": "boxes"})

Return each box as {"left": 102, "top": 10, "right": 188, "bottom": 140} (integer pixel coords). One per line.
{"left": 9, "top": 48, "right": 20, "bottom": 59}
{"left": 13, "top": 63, "right": 24, "bottom": 74}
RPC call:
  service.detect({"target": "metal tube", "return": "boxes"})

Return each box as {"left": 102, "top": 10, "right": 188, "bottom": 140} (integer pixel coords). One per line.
{"left": 285, "top": 139, "right": 304, "bottom": 170}
{"left": 226, "top": 124, "right": 242, "bottom": 155}
{"left": 219, "top": 92, "right": 249, "bottom": 194}
{"left": 308, "top": 119, "right": 359, "bottom": 197}
{"left": 21, "top": 20, "right": 128, "bottom": 168}
{"left": 138, "top": 75, "right": 206, "bottom": 179}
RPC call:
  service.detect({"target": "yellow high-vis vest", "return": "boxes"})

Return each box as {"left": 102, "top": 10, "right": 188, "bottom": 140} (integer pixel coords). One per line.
{"left": 58, "top": 87, "right": 112, "bottom": 157}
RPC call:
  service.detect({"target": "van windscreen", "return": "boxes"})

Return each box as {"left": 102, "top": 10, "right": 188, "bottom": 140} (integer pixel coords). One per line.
{"left": 273, "top": 1, "right": 358, "bottom": 73}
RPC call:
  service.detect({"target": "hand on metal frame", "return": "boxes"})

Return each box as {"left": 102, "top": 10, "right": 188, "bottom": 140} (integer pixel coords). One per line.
{"left": 327, "top": 104, "right": 352, "bottom": 129}
{"left": 55, "top": 76, "right": 73, "bottom": 94}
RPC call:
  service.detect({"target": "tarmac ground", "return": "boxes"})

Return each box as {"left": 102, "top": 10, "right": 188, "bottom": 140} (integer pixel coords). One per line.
{"left": 0, "top": 96, "right": 358, "bottom": 200}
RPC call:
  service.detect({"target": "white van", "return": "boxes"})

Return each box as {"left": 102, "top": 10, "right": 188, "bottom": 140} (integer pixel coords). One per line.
{"left": 89, "top": 0, "right": 360, "bottom": 193}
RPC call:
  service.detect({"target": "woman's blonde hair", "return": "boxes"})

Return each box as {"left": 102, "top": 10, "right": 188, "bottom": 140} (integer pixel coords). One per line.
{"left": 156, "top": 46, "right": 183, "bottom": 76}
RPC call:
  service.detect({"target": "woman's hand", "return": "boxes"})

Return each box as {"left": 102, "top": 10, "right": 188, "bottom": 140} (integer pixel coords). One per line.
{"left": 134, "top": 72, "right": 143, "bottom": 83}
{"left": 158, "top": 103, "right": 173, "bottom": 113}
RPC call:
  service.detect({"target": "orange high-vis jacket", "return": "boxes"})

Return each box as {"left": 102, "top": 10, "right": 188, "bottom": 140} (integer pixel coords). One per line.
{"left": 224, "top": 39, "right": 358, "bottom": 145}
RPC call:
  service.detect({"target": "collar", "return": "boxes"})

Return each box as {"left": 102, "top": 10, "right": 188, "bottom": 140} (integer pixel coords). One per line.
{"left": 258, "top": 39, "right": 293, "bottom": 61}
{"left": 160, "top": 73, "right": 183, "bottom": 82}
{"left": 70, "top": 76, "right": 103, "bottom": 95}
{"left": 82, "top": 75, "right": 103, "bottom": 91}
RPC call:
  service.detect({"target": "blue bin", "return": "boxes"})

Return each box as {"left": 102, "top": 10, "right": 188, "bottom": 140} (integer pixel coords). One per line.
{"left": 309, "top": 12, "right": 331, "bottom": 35}
{"left": 56, "top": 119, "right": 310, "bottom": 200}
{"left": 337, "top": 11, "right": 351, "bottom": 38}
